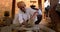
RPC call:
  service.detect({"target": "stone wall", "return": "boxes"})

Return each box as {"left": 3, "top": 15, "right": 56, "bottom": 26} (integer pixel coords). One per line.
{"left": 0, "top": 0, "right": 12, "bottom": 17}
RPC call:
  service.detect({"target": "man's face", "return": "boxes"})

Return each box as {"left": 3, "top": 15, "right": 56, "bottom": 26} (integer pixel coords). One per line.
{"left": 18, "top": 2, "right": 26, "bottom": 12}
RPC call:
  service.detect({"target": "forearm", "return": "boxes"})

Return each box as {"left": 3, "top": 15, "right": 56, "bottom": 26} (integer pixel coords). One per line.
{"left": 30, "top": 12, "right": 38, "bottom": 20}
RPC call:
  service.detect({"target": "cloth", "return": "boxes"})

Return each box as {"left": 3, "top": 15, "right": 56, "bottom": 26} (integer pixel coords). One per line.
{"left": 30, "top": 8, "right": 42, "bottom": 24}
{"left": 44, "top": 0, "right": 50, "bottom": 8}
{"left": 38, "top": 9, "right": 42, "bottom": 15}
{"left": 13, "top": 8, "right": 37, "bottom": 24}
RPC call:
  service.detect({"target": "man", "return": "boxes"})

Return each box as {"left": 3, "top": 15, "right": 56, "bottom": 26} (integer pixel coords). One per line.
{"left": 0, "top": 11, "right": 12, "bottom": 26}
{"left": 13, "top": 1, "right": 37, "bottom": 26}
{"left": 3, "top": 11, "right": 12, "bottom": 26}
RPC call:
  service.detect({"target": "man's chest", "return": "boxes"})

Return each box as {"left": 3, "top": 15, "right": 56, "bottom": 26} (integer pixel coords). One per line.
{"left": 19, "top": 13, "right": 30, "bottom": 21}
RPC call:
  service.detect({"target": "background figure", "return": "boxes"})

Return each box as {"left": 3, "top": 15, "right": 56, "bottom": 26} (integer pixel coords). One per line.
{"left": 30, "top": 5, "right": 37, "bottom": 10}
{"left": 45, "top": 5, "right": 50, "bottom": 17}
{"left": 1, "top": 11, "right": 12, "bottom": 26}
{"left": 30, "top": 5, "right": 42, "bottom": 24}
{"left": 44, "top": 0, "right": 50, "bottom": 17}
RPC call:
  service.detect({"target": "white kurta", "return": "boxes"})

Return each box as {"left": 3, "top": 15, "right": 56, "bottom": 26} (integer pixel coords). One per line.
{"left": 13, "top": 8, "right": 37, "bottom": 24}
{"left": 38, "top": 9, "right": 42, "bottom": 15}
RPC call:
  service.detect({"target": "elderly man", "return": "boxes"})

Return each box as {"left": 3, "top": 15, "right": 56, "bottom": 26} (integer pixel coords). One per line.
{"left": 13, "top": 1, "right": 37, "bottom": 26}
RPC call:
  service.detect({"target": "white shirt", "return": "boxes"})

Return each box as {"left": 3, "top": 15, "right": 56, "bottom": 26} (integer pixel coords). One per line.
{"left": 38, "top": 9, "right": 42, "bottom": 15}
{"left": 13, "top": 8, "right": 37, "bottom": 24}
{"left": 44, "top": 0, "right": 50, "bottom": 7}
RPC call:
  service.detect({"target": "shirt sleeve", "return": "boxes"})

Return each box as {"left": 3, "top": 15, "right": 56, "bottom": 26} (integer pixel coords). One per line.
{"left": 38, "top": 9, "right": 42, "bottom": 15}
{"left": 13, "top": 14, "right": 24, "bottom": 24}
{"left": 13, "top": 14, "right": 18, "bottom": 24}
{"left": 28, "top": 8, "right": 37, "bottom": 22}
{"left": 18, "top": 14, "right": 24, "bottom": 24}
